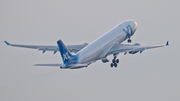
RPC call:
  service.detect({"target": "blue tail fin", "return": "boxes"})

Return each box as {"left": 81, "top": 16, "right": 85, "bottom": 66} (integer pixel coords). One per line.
{"left": 57, "top": 40, "right": 73, "bottom": 64}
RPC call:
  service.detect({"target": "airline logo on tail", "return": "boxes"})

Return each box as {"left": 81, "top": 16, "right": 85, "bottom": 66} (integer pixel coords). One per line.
{"left": 63, "top": 52, "right": 71, "bottom": 61}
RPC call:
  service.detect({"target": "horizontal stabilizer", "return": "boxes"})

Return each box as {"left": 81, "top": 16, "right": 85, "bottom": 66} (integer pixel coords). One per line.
{"left": 34, "top": 63, "right": 88, "bottom": 69}
{"left": 34, "top": 64, "right": 62, "bottom": 66}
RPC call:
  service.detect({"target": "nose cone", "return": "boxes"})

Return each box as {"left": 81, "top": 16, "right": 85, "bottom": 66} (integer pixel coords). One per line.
{"left": 134, "top": 21, "right": 137, "bottom": 27}
{"left": 127, "top": 20, "right": 137, "bottom": 28}
{"left": 134, "top": 21, "right": 137, "bottom": 30}
{"left": 130, "top": 20, "right": 137, "bottom": 33}
{"left": 133, "top": 21, "right": 137, "bottom": 31}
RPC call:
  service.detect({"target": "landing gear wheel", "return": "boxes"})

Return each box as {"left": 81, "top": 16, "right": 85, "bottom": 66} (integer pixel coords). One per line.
{"left": 116, "top": 59, "right": 119, "bottom": 63}
{"left": 128, "top": 39, "right": 132, "bottom": 43}
{"left": 111, "top": 54, "right": 119, "bottom": 68}
{"left": 112, "top": 59, "right": 116, "bottom": 63}
{"left": 110, "top": 63, "right": 114, "bottom": 67}
{"left": 114, "top": 63, "right": 117, "bottom": 67}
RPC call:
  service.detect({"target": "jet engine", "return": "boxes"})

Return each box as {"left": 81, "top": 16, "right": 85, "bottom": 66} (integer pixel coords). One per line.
{"left": 128, "top": 43, "right": 144, "bottom": 54}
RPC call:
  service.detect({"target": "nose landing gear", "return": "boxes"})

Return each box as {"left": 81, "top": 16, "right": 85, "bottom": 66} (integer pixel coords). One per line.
{"left": 127, "top": 39, "right": 132, "bottom": 43}
{"left": 110, "top": 54, "right": 119, "bottom": 68}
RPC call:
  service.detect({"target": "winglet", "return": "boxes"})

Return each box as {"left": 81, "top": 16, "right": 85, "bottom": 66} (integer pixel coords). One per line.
{"left": 4, "top": 41, "right": 10, "bottom": 45}
{"left": 166, "top": 41, "right": 169, "bottom": 46}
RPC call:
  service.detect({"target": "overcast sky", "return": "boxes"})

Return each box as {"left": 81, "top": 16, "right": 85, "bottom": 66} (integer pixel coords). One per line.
{"left": 0, "top": 0, "right": 179, "bottom": 101}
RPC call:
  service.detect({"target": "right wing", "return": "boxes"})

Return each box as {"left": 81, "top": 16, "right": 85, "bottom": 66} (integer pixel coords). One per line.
{"left": 107, "top": 41, "right": 169, "bottom": 56}
{"left": 4, "top": 41, "right": 88, "bottom": 54}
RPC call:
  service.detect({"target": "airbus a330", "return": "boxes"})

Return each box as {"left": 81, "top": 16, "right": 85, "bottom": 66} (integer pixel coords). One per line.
{"left": 4, "top": 20, "right": 169, "bottom": 69}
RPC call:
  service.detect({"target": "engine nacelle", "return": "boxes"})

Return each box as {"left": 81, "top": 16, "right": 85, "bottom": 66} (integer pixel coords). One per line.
{"left": 128, "top": 43, "right": 142, "bottom": 54}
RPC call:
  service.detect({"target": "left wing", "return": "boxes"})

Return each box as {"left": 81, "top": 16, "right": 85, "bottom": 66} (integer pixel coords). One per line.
{"left": 4, "top": 41, "right": 88, "bottom": 54}
{"left": 107, "top": 41, "right": 169, "bottom": 55}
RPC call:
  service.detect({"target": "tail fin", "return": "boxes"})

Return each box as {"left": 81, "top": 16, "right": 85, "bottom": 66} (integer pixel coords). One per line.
{"left": 57, "top": 40, "right": 73, "bottom": 64}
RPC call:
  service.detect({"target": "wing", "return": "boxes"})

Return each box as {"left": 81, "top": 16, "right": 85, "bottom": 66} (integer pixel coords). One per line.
{"left": 107, "top": 41, "right": 169, "bottom": 55}
{"left": 4, "top": 41, "right": 88, "bottom": 54}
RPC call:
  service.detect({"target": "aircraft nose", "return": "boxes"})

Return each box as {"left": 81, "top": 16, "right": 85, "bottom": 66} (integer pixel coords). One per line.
{"left": 128, "top": 20, "right": 137, "bottom": 28}
{"left": 127, "top": 20, "right": 137, "bottom": 35}
{"left": 134, "top": 21, "right": 137, "bottom": 27}
{"left": 133, "top": 21, "right": 137, "bottom": 30}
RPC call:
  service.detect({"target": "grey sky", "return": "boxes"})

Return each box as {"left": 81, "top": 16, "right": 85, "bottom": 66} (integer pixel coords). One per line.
{"left": 0, "top": 0, "right": 179, "bottom": 101}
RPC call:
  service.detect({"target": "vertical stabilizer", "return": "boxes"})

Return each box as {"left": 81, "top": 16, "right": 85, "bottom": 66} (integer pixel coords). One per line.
{"left": 57, "top": 40, "right": 73, "bottom": 64}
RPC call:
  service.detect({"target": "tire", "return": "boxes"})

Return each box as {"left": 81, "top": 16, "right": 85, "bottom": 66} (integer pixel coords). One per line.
{"left": 112, "top": 59, "right": 116, "bottom": 63}
{"left": 114, "top": 63, "right": 117, "bottom": 67}
{"left": 110, "top": 63, "right": 114, "bottom": 67}
{"left": 116, "top": 59, "right": 119, "bottom": 63}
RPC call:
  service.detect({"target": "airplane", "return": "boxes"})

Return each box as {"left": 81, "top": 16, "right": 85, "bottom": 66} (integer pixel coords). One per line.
{"left": 4, "top": 20, "right": 169, "bottom": 69}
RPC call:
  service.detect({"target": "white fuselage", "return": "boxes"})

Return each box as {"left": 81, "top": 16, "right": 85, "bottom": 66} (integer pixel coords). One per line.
{"left": 76, "top": 20, "right": 137, "bottom": 64}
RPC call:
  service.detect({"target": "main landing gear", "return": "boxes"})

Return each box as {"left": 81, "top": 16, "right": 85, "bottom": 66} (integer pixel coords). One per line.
{"left": 110, "top": 54, "right": 119, "bottom": 67}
